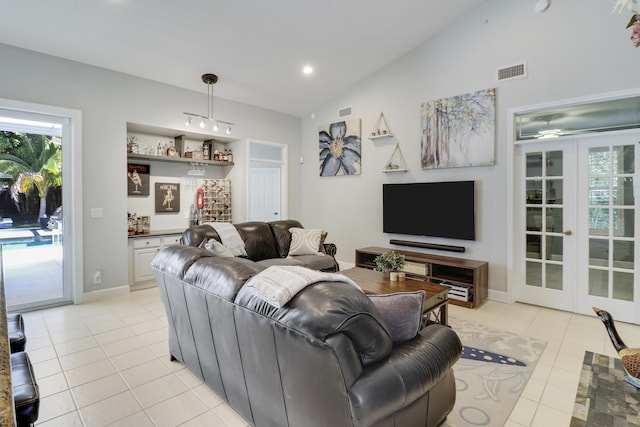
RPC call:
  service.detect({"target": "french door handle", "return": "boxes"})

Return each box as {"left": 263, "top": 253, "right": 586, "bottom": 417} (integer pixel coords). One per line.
{"left": 563, "top": 230, "right": 573, "bottom": 236}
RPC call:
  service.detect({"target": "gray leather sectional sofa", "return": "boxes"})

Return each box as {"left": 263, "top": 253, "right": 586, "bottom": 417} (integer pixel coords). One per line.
{"left": 180, "top": 219, "right": 339, "bottom": 272}
{"left": 152, "top": 227, "right": 462, "bottom": 426}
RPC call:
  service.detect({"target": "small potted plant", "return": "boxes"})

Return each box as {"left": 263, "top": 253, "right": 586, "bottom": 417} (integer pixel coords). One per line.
{"left": 374, "top": 250, "right": 406, "bottom": 281}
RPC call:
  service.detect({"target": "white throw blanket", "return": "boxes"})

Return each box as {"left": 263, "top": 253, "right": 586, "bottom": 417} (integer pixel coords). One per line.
{"left": 205, "top": 222, "right": 248, "bottom": 257}
{"left": 245, "top": 265, "right": 363, "bottom": 308}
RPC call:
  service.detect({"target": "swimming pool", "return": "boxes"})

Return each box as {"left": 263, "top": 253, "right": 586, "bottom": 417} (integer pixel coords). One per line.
{"left": 0, "top": 229, "right": 56, "bottom": 250}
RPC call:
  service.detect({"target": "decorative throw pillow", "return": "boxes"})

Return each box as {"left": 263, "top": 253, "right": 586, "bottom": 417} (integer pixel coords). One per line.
{"left": 368, "top": 291, "right": 425, "bottom": 343}
{"left": 204, "top": 239, "right": 235, "bottom": 257}
{"left": 288, "top": 228, "right": 325, "bottom": 256}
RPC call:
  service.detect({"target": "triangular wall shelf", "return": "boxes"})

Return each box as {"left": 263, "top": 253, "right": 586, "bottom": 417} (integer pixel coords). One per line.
{"left": 382, "top": 144, "right": 407, "bottom": 173}
{"left": 369, "top": 112, "right": 393, "bottom": 139}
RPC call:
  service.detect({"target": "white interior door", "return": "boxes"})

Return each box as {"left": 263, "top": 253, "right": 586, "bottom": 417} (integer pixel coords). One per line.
{"left": 247, "top": 139, "right": 287, "bottom": 222}
{"left": 516, "top": 140, "right": 577, "bottom": 311}
{"left": 249, "top": 167, "right": 281, "bottom": 221}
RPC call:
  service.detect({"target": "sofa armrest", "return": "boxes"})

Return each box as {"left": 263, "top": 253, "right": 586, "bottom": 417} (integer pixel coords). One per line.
{"left": 348, "top": 324, "right": 461, "bottom": 426}
{"left": 323, "top": 243, "right": 337, "bottom": 257}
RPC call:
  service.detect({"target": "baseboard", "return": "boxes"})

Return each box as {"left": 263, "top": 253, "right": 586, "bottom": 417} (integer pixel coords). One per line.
{"left": 487, "top": 289, "right": 509, "bottom": 304}
{"left": 82, "top": 285, "right": 130, "bottom": 303}
{"left": 338, "top": 261, "right": 355, "bottom": 271}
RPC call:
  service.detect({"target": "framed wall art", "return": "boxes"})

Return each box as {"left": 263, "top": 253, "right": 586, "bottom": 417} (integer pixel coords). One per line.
{"left": 127, "top": 163, "right": 150, "bottom": 196}
{"left": 421, "top": 88, "right": 496, "bottom": 169}
{"left": 319, "top": 118, "right": 361, "bottom": 176}
{"left": 155, "top": 182, "right": 180, "bottom": 213}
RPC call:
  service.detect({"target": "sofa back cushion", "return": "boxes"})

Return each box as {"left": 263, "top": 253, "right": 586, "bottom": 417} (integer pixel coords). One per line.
{"left": 235, "top": 222, "right": 279, "bottom": 261}
{"left": 181, "top": 224, "right": 221, "bottom": 248}
{"left": 235, "top": 280, "right": 393, "bottom": 366}
{"left": 269, "top": 219, "right": 304, "bottom": 258}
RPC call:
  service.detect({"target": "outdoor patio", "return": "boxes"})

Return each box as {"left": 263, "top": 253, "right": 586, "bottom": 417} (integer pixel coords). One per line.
{"left": 0, "top": 227, "right": 63, "bottom": 308}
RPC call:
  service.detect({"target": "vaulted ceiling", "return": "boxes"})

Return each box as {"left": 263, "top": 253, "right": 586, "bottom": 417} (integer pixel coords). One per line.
{"left": 0, "top": 0, "right": 486, "bottom": 116}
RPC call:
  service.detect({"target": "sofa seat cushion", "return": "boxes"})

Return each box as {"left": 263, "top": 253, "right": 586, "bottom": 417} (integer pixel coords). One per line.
{"left": 257, "top": 257, "right": 305, "bottom": 268}
{"left": 288, "top": 254, "right": 336, "bottom": 271}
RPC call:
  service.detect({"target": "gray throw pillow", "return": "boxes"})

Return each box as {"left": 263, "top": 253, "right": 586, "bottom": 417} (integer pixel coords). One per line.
{"left": 368, "top": 290, "right": 425, "bottom": 343}
{"left": 204, "top": 239, "right": 235, "bottom": 257}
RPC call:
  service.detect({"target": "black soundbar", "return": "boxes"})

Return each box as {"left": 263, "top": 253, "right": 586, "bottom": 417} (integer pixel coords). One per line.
{"left": 389, "top": 239, "right": 466, "bottom": 253}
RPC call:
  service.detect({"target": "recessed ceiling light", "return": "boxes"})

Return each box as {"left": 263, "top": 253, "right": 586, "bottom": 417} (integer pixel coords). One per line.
{"left": 302, "top": 65, "right": 313, "bottom": 75}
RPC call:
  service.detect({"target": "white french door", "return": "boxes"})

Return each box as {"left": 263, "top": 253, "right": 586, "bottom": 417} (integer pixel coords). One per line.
{"left": 517, "top": 140, "right": 577, "bottom": 311}
{"left": 515, "top": 133, "right": 640, "bottom": 322}
{"left": 575, "top": 134, "right": 639, "bottom": 322}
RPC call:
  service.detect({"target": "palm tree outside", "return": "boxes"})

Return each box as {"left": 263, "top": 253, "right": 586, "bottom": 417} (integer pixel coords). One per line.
{"left": 0, "top": 132, "right": 62, "bottom": 226}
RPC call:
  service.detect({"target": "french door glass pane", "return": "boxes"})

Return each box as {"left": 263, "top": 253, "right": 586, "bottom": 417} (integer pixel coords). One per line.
{"left": 546, "top": 264, "right": 563, "bottom": 290}
{"left": 589, "top": 269, "right": 609, "bottom": 297}
{"left": 548, "top": 236, "right": 563, "bottom": 261}
{"left": 613, "top": 271, "right": 634, "bottom": 301}
{"left": 547, "top": 208, "right": 563, "bottom": 232}
{"left": 526, "top": 180, "right": 543, "bottom": 204}
{"left": 547, "top": 151, "right": 563, "bottom": 176}
{"left": 588, "top": 177, "right": 609, "bottom": 205}
{"left": 527, "top": 235, "right": 542, "bottom": 259}
{"left": 613, "top": 208, "right": 634, "bottom": 237}
{"left": 613, "top": 240, "right": 634, "bottom": 269}
{"left": 589, "top": 208, "right": 609, "bottom": 236}
{"left": 527, "top": 207, "right": 543, "bottom": 231}
{"left": 613, "top": 145, "right": 634, "bottom": 174}
{"left": 526, "top": 153, "right": 542, "bottom": 177}
{"left": 612, "top": 177, "right": 634, "bottom": 206}
{"left": 589, "top": 238, "right": 609, "bottom": 267}
{"left": 546, "top": 179, "right": 562, "bottom": 204}
{"left": 526, "top": 261, "right": 542, "bottom": 287}
{"left": 589, "top": 147, "right": 610, "bottom": 174}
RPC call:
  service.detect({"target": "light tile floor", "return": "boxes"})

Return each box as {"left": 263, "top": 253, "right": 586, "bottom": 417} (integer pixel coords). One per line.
{"left": 20, "top": 287, "right": 640, "bottom": 426}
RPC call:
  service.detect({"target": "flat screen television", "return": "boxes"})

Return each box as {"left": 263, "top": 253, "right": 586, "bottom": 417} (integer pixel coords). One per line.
{"left": 383, "top": 181, "right": 476, "bottom": 241}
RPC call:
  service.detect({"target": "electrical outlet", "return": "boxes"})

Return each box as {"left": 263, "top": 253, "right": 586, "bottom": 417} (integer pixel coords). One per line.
{"left": 93, "top": 271, "right": 102, "bottom": 285}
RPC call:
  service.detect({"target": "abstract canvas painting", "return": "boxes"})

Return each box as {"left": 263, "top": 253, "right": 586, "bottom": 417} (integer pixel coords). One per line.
{"left": 421, "top": 88, "right": 496, "bottom": 169}
{"left": 319, "top": 119, "right": 361, "bottom": 176}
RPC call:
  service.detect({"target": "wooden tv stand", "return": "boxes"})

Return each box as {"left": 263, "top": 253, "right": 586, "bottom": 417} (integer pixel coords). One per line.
{"left": 355, "top": 246, "right": 488, "bottom": 308}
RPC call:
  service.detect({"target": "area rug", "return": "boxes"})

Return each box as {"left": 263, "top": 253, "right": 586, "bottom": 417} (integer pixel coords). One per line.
{"left": 445, "top": 317, "right": 546, "bottom": 427}
{"left": 571, "top": 351, "right": 640, "bottom": 426}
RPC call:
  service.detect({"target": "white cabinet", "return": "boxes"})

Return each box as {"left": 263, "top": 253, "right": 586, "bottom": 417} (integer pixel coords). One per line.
{"left": 128, "top": 234, "right": 181, "bottom": 290}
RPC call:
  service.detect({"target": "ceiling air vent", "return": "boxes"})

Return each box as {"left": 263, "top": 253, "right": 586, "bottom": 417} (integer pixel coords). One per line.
{"left": 338, "top": 106, "right": 352, "bottom": 118}
{"left": 497, "top": 63, "right": 527, "bottom": 82}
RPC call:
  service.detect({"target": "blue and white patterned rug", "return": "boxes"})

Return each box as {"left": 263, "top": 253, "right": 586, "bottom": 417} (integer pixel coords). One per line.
{"left": 444, "top": 317, "right": 546, "bottom": 427}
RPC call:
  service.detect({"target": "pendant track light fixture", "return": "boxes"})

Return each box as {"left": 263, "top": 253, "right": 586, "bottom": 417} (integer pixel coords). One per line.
{"left": 184, "top": 73, "right": 234, "bottom": 134}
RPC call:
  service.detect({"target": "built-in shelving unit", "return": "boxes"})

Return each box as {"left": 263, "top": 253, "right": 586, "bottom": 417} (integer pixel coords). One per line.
{"left": 127, "top": 153, "right": 233, "bottom": 166}
{"left": 355, "top": 246, "right": 488, "bottom": 308}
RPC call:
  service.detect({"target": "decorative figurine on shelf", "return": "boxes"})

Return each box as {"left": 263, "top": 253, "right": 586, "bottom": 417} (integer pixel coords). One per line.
{"left": 127, "top": 136, "right": 138, "bottom": 154}
{"left": 593, "top": 307, "right": 640, "bottom": 388}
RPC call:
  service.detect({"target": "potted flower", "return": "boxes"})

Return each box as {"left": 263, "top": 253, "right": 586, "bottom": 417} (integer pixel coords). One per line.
{"left": 374, "top": 250, "right": 406, "bottom": 281}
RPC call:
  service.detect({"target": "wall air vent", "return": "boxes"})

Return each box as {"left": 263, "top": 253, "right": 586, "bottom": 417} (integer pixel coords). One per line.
{"left": 497, "top": 63, "right": 527, "bottom": 82}
{"left": 338, "top": 106, "right": 352, "bottom": 118}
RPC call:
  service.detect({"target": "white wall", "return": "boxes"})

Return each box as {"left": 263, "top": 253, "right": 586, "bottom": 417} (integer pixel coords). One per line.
{"left": 0, "top": 43, "right": 301, "bottom": 295}
{"left": 300, "top": 0, "right": 640, "bottom": 295}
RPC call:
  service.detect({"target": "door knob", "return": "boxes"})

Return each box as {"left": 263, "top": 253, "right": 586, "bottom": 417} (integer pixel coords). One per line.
{"left": 273, "top": 212, "right": 278, "bottom": 215}
{"left": 563, "top": 230, "right": 573, "bottom": 236}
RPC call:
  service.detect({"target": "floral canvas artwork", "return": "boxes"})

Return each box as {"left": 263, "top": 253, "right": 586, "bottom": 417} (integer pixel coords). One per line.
{"left": 319, "top": 119, "right": 361, "bottom": 176}
{"left": 421, "top": 88, "right": 496, "bottom": 169}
